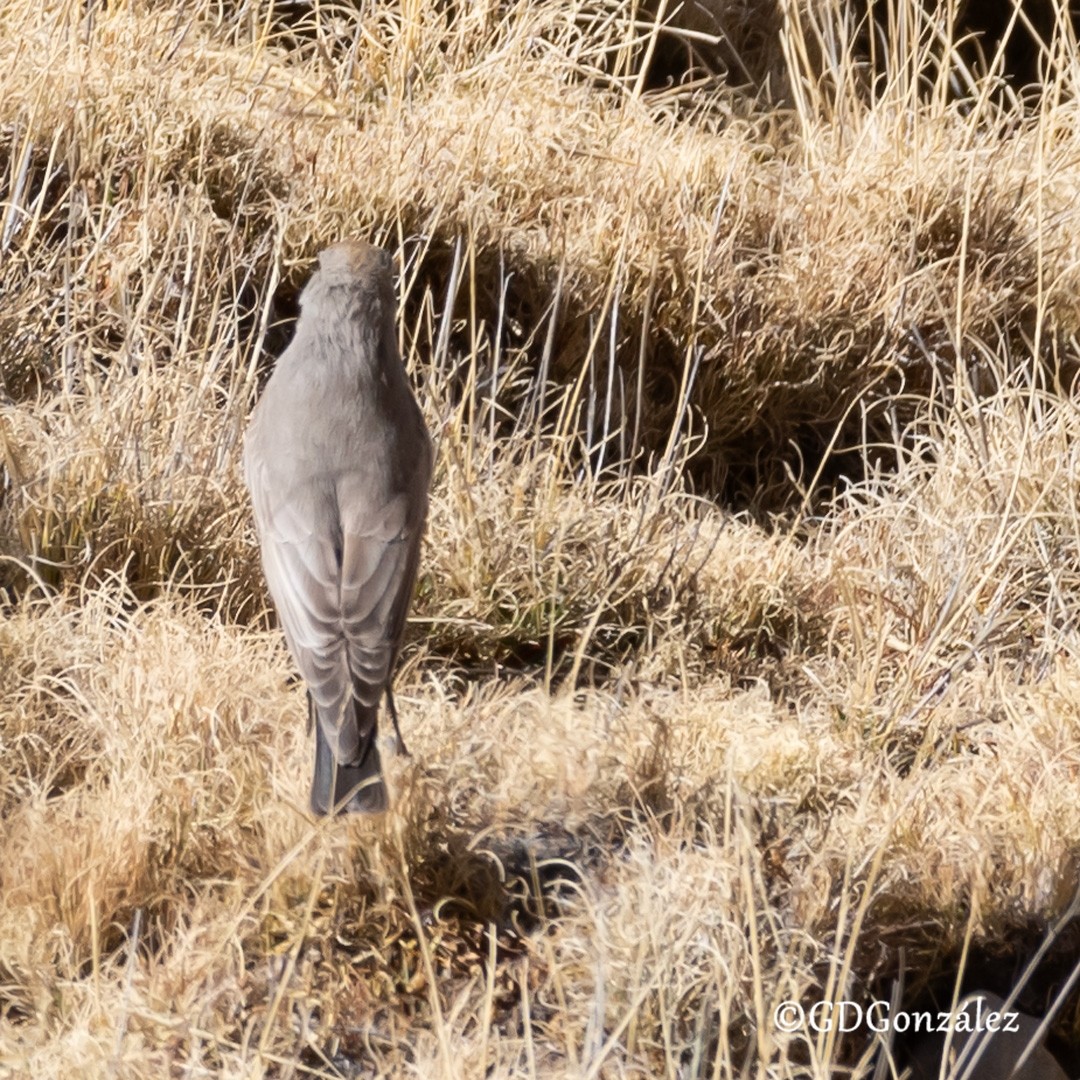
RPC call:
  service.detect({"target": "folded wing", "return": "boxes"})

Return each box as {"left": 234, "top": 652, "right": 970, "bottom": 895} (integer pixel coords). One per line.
{"left": 247, "top": 460, "right": 421, "bottom": 763}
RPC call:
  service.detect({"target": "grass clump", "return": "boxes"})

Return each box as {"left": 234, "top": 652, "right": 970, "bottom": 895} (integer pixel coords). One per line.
{"left": 5, "top": 0, "right": 1080, "bottom": 1077}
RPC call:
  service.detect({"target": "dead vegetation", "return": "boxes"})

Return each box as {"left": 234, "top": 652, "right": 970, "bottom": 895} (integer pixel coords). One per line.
{"left": 4, "top": 0, "right": 1080, "bottom": 1076}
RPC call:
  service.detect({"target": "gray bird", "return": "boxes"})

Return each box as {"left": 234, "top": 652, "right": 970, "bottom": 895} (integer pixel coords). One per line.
{"left": 906, "top": 991, "right": 1067, "bottom": 1080}
{"left": 243, "top": 239, "right": 432, "bottom": 815}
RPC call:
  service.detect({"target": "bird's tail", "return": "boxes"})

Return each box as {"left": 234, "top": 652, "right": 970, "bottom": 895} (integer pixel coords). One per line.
{"left": 309, "top": 695, "right": 386, "bottom": 816}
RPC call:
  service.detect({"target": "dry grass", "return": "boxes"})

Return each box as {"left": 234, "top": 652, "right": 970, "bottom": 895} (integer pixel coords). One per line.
{"left": 5, "top": 0, "right": 1080, "bottom": 1076}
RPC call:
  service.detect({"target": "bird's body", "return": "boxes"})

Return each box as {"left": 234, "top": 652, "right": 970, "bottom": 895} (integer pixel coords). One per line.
{"left": 244, "top": 240, "right": 432, "bottom": 815}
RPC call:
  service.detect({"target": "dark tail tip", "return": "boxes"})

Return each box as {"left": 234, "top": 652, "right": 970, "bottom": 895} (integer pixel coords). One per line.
{"left": 310, "top": 718, "right": 387, "bottom": 816}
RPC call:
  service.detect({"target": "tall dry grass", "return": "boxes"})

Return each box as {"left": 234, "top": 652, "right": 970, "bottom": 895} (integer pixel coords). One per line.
{"left": 4, "top": 0, "right": 1080, "bottom": 1076}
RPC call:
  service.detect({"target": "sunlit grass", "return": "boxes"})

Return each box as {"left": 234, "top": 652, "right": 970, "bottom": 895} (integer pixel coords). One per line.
{"left": 3, "top": 0, "right": 1080, "bottom": 1076}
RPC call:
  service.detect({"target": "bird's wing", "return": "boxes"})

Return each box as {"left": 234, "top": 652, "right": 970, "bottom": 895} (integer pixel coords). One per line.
{"left": 338, "top": 475, "right": 424, "bottom": 706}
{"left": 246, "top": 458, "right": 349, "bottom": 712}
{"left": 247, "top": 455, "right": 424, "bottom": 760}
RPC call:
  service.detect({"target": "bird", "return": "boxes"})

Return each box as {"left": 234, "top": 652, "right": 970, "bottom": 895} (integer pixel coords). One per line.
{"left": 243, "top": 239, "right": 432, "bottom": 815}
{"left": 905, "top": 991, "right": 1067, "bottom": 1080}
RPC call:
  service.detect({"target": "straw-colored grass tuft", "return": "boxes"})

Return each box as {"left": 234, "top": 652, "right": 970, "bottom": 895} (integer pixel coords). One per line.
{"left": 6, "top": 0, "right": 1080, "bottom": 1077}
